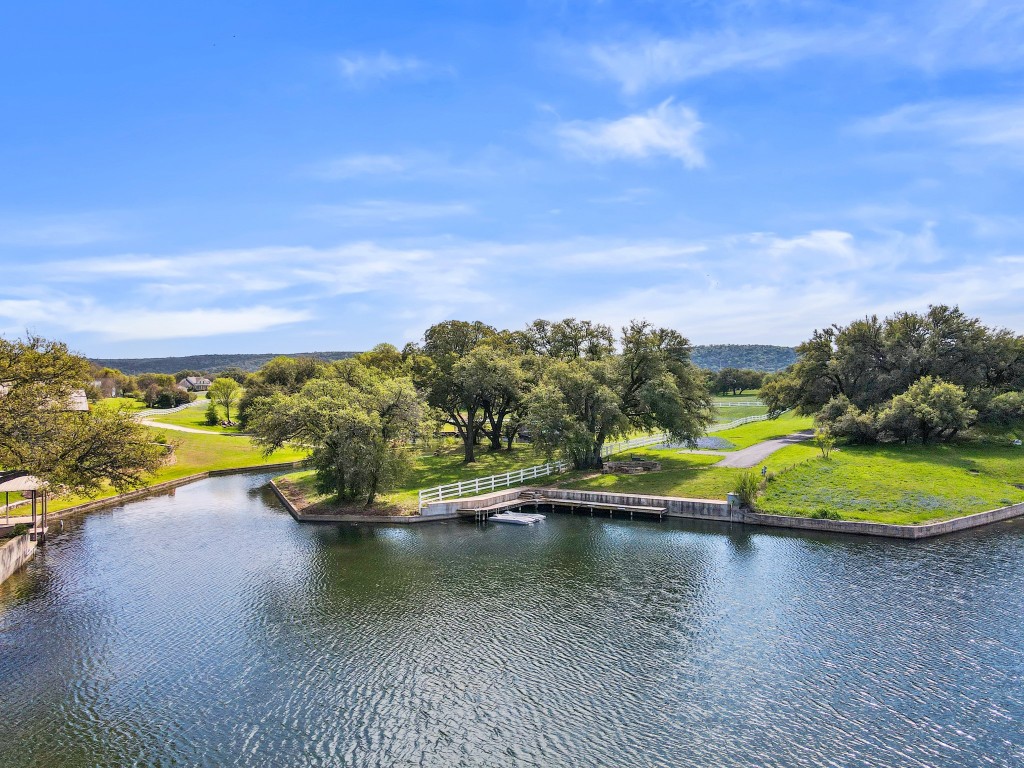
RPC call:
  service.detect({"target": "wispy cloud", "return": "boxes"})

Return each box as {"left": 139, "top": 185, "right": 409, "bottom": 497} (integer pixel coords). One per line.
{"left": 0, "top": 213, "right": 124, "bottom": 247}
{"left": 336, "top": 51, "right": 447, "bottom": 87}
{"left": 557, "top": 100, "right": 705, "bottom": 167}
{"left": 585, "top": 28, "right": 846, "bottom": 94}
{"left": 307, "top": 200, "right": 475, "bottom": 223}
{"left": 855, "top": 100, "right": 1024, "bottom": 154}
{"left": 578, "top": 1, "right": 1024, "bottom": 93}
{"left": 309, "top": 153, "right": 415, "bottom": 179}
{"left": 0, "top": 299, "right": 309, "bottom": 341}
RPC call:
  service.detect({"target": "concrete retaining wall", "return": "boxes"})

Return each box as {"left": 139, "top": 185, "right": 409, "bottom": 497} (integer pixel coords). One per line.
{"left": 51, "top": 461, "right": 307, "bottom": 520}
{"left": 0, "top": 533, "right": 37, "bottom": 585}
{"left": 740, "top": 500, "right": 1024, "bottom": 539}
{"left": 270, "top": 480, "right": 455, "bottom": 524}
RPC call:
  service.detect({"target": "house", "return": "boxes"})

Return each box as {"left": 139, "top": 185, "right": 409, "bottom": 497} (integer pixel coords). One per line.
{"left": 177, "top": 376, "right": 212, "bottom": 392}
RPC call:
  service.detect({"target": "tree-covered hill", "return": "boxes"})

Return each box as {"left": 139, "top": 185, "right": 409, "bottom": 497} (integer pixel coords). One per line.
{"left": 90, "top": 351, "right": 358, "bottom": 375}
{"left": 691, "top": 344, "right": 797, "bottom": 372}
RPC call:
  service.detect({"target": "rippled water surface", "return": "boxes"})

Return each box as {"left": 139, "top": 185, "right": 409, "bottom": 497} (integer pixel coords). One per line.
{"left": 2, "top": 472, "right": 1023, "bottom": 767}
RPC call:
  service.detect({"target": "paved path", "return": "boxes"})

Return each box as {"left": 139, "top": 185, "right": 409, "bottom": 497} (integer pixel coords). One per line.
{"left": 713, "top": 431, "right": 814, "bottom": 468}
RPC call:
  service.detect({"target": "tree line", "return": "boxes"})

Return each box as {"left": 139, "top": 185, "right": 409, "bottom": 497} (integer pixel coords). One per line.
{"left": 244, "top": 318, "right": 715, "bottom": 505}
{"left": 760, "top": 305, "right": 1024, "bottom": 443}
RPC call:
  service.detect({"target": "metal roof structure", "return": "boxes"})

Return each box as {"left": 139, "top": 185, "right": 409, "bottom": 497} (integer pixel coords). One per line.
{"left": 0, "top": 471, "right": 44, "bottom": 493}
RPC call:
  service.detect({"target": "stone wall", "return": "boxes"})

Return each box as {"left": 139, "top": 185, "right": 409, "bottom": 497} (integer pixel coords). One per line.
{"left": 740, "top": 501, "right": 1024, "bottom": 539}
{"left": 0, "top": 533, "right": 37, "bottom": 585}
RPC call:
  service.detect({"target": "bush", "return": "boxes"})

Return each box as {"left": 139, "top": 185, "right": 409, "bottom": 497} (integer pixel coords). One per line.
{"left": 205, "top": 403, "right": 220, "bottom": 426}
{"left": 734, "top": 471, "right": 760, "bottom": 509}
{"left": 810, "top": 508, "right": 842, "bottom": 520}
{"left": 12, "top": 523, "right": 29, "bottom": 536}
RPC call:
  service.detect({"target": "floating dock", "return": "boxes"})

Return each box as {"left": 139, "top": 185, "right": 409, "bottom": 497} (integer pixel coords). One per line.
{"left": 457, "top": 491, "right": 666, "bottom": 523}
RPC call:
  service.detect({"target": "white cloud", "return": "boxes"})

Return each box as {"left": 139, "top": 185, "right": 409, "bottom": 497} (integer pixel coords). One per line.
{"left": 336, "top": 51, "right": 446, "bottom": 86}
{"left": 307, "top": 200, "right": 475, "bottom": 223}
{"left": 0, "top": 299, "right": 309, "bottom": 341}
{"left": 578, "top": 1, "right": 1024, "bottom": 93}
{"left": 557, "top": 100, "right": 705, "bottom": 167}
{"left": 310, "top": 153, "right": 413, "bottom": 179}
{"left": 0, "top": 213, "right": 123, "bottom": 247}
{"left": 855, "top": 100, "right": 1024, "bottom": 154}
{"left": 586, "top": 28, "right": 846, "bottom": 94}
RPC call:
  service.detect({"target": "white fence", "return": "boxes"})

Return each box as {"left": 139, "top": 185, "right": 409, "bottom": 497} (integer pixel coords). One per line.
{"left": 416, "top": 411, "right": 787, "bottom": 510}
{"left": 417, "top": 433, "right": 674, "bottom": 509}
{"left": 136, "top": 400, "right": 204, "bottom": 419}
{"left": 418, "top": 460, "right": 570, "bottom": 509}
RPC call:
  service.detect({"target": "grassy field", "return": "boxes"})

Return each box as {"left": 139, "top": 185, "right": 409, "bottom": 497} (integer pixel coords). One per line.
{"left": 280, "top": 444, "right": 554, "bottom": 514}
{"left": 145, "top": 402, "right": 243, "bottom": 434}
{"left": 93, "top": 397, "right": 146, "bottom": 412}
{"left": 712, "top": 390, "right": 761, "bottom": 403}
{"left": 712, "top": 404, "right": 768, "bottom": 423}
{"left": 562, "top": 412, "right": 1024, "bottom": 524}
{"left": 710, "top": 410, "right": 813, "bottom": 449}
{"left": 758, "top": 443, "right": 1024, "bottom": 524}
{"left": 49, "top": 428, "right": 308, "bottom": 512}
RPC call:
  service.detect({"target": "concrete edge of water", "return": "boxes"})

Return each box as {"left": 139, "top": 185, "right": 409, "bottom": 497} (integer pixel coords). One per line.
{"left": 269, "top": 479, "right": 458, "bottom": 524}
{"left": 0, "top": 533, "right": 37, "bottom": 585}
{"left": 288, "top": 481, "right": 1024, "bottom": 540}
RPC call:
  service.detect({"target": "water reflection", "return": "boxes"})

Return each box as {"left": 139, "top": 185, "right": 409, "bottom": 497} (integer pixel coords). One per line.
{"left": 1, "top": 472, "right": 1022, "bottom": 768}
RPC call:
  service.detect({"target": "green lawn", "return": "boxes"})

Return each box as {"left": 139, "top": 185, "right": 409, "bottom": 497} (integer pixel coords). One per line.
{"left": 713, "top": 404, "right": 768, "bottom": 423}
{"left": 711, "top": 410, "right": 813, "bottom": 448}
{"left": 49, "top": 428, "right": 308, "bottom": 512}
{"left": 758, "top": 443, "right": 1024, "bottom": 524}
{"left": 279, "top": 444, "right": 555, "bottom": 513}
{"left": 712, "top": 390, "right": 761, "bottom": 403}
{"left": 93, "top": 396, "right": 146, "bottom": 412}
{"left": 145, "top": 402, "right": 243, "bottom": 434}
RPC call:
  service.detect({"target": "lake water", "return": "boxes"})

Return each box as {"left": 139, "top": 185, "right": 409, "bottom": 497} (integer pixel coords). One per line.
{"left": 2, "top": 472, "right": 1023, "bottom": 767}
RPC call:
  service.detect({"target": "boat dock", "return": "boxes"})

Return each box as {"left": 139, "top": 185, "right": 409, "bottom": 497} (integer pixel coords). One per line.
{"left": 457, "top": 490, "right": 666, "bottom": 523}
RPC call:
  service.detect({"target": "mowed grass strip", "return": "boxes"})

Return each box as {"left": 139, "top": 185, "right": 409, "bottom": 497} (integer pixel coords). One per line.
{"left": 711, "top": 411, "right": 814, "bottom": 449}
{"left": 278, "top": 444, "right": 555, "bottom": 514}
{"left": 49, "top": 428, "right": 309, "bottom": 512}
{"left": 145, "top": 403, "right": 243, "bottom": 434}
{"left": 758, "top": 443, "right": 1024, "bottom": 524}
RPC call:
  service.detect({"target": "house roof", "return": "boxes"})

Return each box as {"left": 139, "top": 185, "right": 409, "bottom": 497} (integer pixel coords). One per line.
{"left": 180, "top": 376, "right": 211, "bottom": 385}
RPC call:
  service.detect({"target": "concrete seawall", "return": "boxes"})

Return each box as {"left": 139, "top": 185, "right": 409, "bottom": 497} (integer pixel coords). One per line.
{"left": 419, "top": 487, "right": 1024, "bottom": 540}
{"left": 0, "top": 534, "right": 37, "bottom": 585}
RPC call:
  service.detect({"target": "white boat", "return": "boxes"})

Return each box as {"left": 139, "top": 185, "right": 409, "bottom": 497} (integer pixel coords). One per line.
{"left": 491, "top": 512, "right": 545, "bottom": 525}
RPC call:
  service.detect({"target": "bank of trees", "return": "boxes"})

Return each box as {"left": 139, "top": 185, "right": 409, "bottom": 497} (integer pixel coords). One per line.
{"left": 761, "top": 305, "right": 1024, "bottom": 443}
{"left": 244, "top": 317, "right": 714, "bottom": 505}
{"left": 1, "top": 336, "right": 163, "bottom": 494}
{"left": 709, "top": 367, "right": 764, "bottom": 396}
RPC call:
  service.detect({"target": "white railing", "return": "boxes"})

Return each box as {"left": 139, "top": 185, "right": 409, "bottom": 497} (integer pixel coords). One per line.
{"left": 136, "top": 400, "right": 205, "bottom": 419}
{"left": 708, "top": 409, "right": 788, "bottom": 432}
{"left": 601, "top": 432, "right": 670, "bottom": 456}
{"left": 418, "top": 460, "right": 570, "bottom": 509}
{"left": 715, "top": 401, "right": 764, "bottom": 407}
{"left": 416, "top": 413, "right": 790, "bottom": 510}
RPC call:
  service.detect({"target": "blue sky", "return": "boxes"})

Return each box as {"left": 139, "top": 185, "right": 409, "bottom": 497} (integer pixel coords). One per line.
{"left": 2, "top": 1, "right": 1023, "bottom": 357}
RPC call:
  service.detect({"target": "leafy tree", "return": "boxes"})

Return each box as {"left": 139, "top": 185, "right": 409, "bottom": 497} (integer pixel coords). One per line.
{"left": 208, "top": 378, "right": 242, "bottom": 423}
{"left": 237, "top": 355, "right": 324, "bottom": 427}
{"left": 411, "top": 320, "right": 497, "bottom": 463}
{"left": 978, "top": 391, "right": 1024, "bottom": 435}
{"left": 0, "top": 335, "right": 163, "bottom": 495}
{"left": 875, "top": 377, "right": 975, "bottom": 444}
{"left": 526, "top": 321, "right": 713, "bottom": 469}
{"left": 814, "top": 426, "right": 836, "bottom": 459}
{"left": 248, "top": 367, "right": 423, "bottom": 505}
{"left": 205, "top": 402, "right": 220, "bottom": 426}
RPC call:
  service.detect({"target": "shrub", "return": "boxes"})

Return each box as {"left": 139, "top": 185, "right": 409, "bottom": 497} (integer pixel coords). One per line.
{"left": 810, "top": 508, "right": 842, "bottom": 520}
{"left": 12, "top": 523, "right": 29, "bottom": 536}
{"left": 734, "top": 471, "right": 760, "bottom": 509}
{"left": 205, "top": 402, "right": 220, "bottom": 426}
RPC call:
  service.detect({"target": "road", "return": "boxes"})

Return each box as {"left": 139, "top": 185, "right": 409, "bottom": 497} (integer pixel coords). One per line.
{"left": 712, "top": 431, "right": 814, "bottom": 468}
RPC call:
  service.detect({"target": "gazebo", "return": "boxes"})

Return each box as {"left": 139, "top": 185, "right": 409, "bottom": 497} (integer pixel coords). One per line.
{"left": 0, "top": 471, "right": 48, "bottom": 542}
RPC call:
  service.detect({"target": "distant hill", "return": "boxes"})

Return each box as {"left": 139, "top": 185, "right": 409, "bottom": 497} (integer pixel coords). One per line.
{"left": 692, "top": 344, "right": 797, "bottom": 372}
{"left": 91, "top": 351, "right": 359, "bottom": 376}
